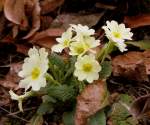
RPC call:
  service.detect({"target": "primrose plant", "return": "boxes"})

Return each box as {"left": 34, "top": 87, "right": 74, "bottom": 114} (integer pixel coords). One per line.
{"left": 9, "top": 21, "right": 133, "bottom": 119}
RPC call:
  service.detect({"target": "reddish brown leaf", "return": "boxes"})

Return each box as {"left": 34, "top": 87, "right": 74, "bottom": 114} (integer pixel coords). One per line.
{"left": 124, "top": 14, "right": 150, "bottom": 28}
{"left": 0, "top": 0, "right": 5, "bottom": 12}
{"left": 40, "top": 0, "right": 64, "bottom": 15}
{"left": 75, "top": 80, "right": 109, "bottom": 125}
{"left": 16, "top": 44, "right": 30, "bottom": 55}
{"left": 40, "top": 16, "right": 53, "bottom": 30}
{"left": 112, "top": 51, "right": 150, "bottom": 82}
{"left": 23, "top": 0, "right": 41, "bottom": 39}
{"left": 130, "top": 94, "right": 150, "bottom": 120}
{"left": 4, "top": 0, "right": 28, "bottom": 28}
{"left": 29, "top": 28, "right": 64, "bottom": 48}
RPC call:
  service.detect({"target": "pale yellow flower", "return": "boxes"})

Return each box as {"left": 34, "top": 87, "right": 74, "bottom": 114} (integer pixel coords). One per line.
{"left": 51, "top": 28, "right": 73, "bottom": 53}
{"left": 74, "top": 55, "right": 101, "bottom": 83}
{"left": 102, "top": 20, "right": 133, "bottom": 52}
{"left": 18, "top": 47, "right": 48, "bottom": 91}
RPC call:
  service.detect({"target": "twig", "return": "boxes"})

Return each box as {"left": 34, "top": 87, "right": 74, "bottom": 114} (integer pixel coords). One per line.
{"left": 0, "top": 106, "right": 29, "bottom": 122}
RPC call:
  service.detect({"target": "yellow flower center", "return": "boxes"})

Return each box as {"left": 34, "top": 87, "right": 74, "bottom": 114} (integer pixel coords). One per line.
{"left": 83, "top": 63, "right": 92, "bottom": 72}
{"left": 113, "top": 32, "right": 121, "bottom": 38}
{"left": 75, "top": 47, "right": 85, "bottom": 54}
{"left": 63, "top": 40, "right": 70, "bottom": 47}
{"left": 31, "top": 67, "right": 40, "bottom": 80}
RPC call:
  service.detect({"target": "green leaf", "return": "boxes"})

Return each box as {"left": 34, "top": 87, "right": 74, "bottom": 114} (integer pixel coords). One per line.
{"left": 27, "top": 115, "right": 43, "bottom": 125}
{"left": 46, "top": 84, "right": 76, "bottom": 102}
{"left": 49, "top": 53, "right": 65, "bottom": 70}
{"left": 88, "top": 110, "right": 106, "bottom": 125}
{"left": 99, "top": 61, "right": 112, "bottom": 79}
{"left": 127, "top": 40, "right": 150, "bottom": 50}
{"left": 37, "top": 102, "right": 54, "bottom": 115}
{"left": 63, "top": 110, "right": 75, "bottom": 125}
{"left": 110, "top": 94, "right": 138, "bottom": 125}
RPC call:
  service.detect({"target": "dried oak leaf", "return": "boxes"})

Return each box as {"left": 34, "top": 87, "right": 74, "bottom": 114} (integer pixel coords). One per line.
{"left": 75, "top": 80, "right": 109, "bottom": 125}
{"left": 23, "top": 0, "right": 41, "bottom": 39}
{"left": 40, "top": 0, "right": 64, "bottom": 15}
{"left": 124, "top": 14, "right": 150, "bottom": 28}
{"left": 0, "top": 63, "right": 22, "bottom": 90}
{"left": 112, "top": 51, "right": 150, "bottom": 82}
{"left": 4, "top": 0, "right": 28, "bottom": 28}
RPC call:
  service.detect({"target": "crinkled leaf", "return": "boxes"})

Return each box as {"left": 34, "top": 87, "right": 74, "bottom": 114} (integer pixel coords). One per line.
{"left": 99, "top": 61, "right": 112, "bottom": 79}
{"left": 27, "top": 115, "right": 43, "bottom": 125}
{"left": 75, "top": 80, "right": 109, "bottom": 125}
{"left": 88, "top": 110, "right": 106, "bottom": 125}
{"left": 110, "top": 94, "right": 138, "bottom": 125}
{"left": 127, "top": 40, "right": 150, "bottom": 50}
{"left": 46, "top": 84, "right": 76, "bottom": 102}
{"left": 112, "top": 51, "right": 150, "bottom": 82}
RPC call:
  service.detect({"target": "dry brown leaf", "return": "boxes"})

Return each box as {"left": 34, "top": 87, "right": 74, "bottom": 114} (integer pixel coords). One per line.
{"left": 40, "top": 0, "right": 64, "bottom": 15}
{"left": 4, "top": 0, "right": 28, "bottom": 28}
{"left": 29, "top": 28, "right": 64, "bottom": 48}
{"left": 23, "top": 0, "right": 41, "bottom": 39}
{"left": 41, "top": 16, "right": 53, "bottom": 30}
{"left": 0, "top": 0, "right": 5, "bottom": 12}
{"left": 112, "top": 51, "right": 150, "bottom": 82}
{"left": 0, "top": 14, "right": 7, "bottom": 39}
{"left": 50, "top": 13, "right": 105, "bottom": 29}
{"left": 16, "top": 44, "right": 30, "bottom": 55}
{"left": 124, "top": 14, "right": 150, "bottom": 28}
{"left": 75, "top": 80, "right": 108, "bottom": 125}
{"left": 0, "top": 63, "right": 22, "bottom": 90}
{"left": 130, "top": 94, "right": 150, "bottom": 120}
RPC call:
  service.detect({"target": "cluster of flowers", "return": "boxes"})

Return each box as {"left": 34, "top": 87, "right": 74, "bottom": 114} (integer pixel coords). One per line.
{"left": 9, "top": 20, "right": 133, "bottom": 111}
{"left": 52, "top": 24, "right": 102, "bottom": 83}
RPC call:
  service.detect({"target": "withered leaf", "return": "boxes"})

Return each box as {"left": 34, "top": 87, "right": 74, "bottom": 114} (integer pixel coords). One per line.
{"left": 0, "top": 0, "right": 5, "bottom": 12}
{"left": 124, "top": 14, "right": 150, "bottom": 28}
{"left": 4, "top": 0, "right": 28, "bottom": 27}
{"left": 0, "top": 63, "right": 22, "bottom": 90}
{"left": 75, "top": 80, "right": 109, "bottom": 125}
{"left": 50, "top": 13, "right": 104, "bottom": 29}
{"left": 130, "top": 94, "right": 150, "bottom": 120}
{"left": 23, "top": 0, "right": 41, "bottom": 39}
{"left": 112, "top": 51, "right": 150, "bottom": 82}
{"left": 40, "top": 0, "right": 64, "bottom": 15}
{"left": 29, "top": 28, "right": 64, "bottom": 49}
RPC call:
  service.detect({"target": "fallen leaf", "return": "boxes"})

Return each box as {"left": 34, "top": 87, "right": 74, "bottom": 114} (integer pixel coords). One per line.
{"left": 112, "top": 51, "right": 150, "bottom": 82}
{"left": 40, "top": 0, "right": 64, "bottom": 15}
{"left": 29, "top": 28, "right": 64, "bottom": 49}
{"left": 50, "top": 13, "right": 105, "bottom": 29}
{"left": 75, "top": 80, "right": 109, "bottom": 125}
{"left": 26, "top": 114, "right": 43, "bottom": 125}
{"left": 23, "top": 0, "right": 41, "bottom": 39}
{"left": 0, "top": 15, "right": 7, "bottom": 39}
{"left": 0, "top": 86, "right": 10, "bottom": 106}
{"left": 130, "top": 94, "right": 150, "bottom": 120}
{"left": 124, "top": 14, "right": 150, "bottom": 28}
{"left": 95, "top": 2, "right": 116, "bottom": 10}
{"left": 15, "top": 44, "right": 30, "bottom": 55}
{"left": 40, "top": 16, "right": 53, "bottom": 30}
{"left": 0, "top": 63, "right": 22, "bottom": 90}
{"left": 0, "top": 0, "right": 5, "bottom": 12}
{"left": 4, "top": 0, "right": 28, "bottom": 27}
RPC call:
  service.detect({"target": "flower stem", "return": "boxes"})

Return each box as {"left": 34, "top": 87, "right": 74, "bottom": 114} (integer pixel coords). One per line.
{"left": 46, "top": 73, "right": 60, "bottom": 85}
{"left": 96, "top": 41, "right": 114, "bottom": 63}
